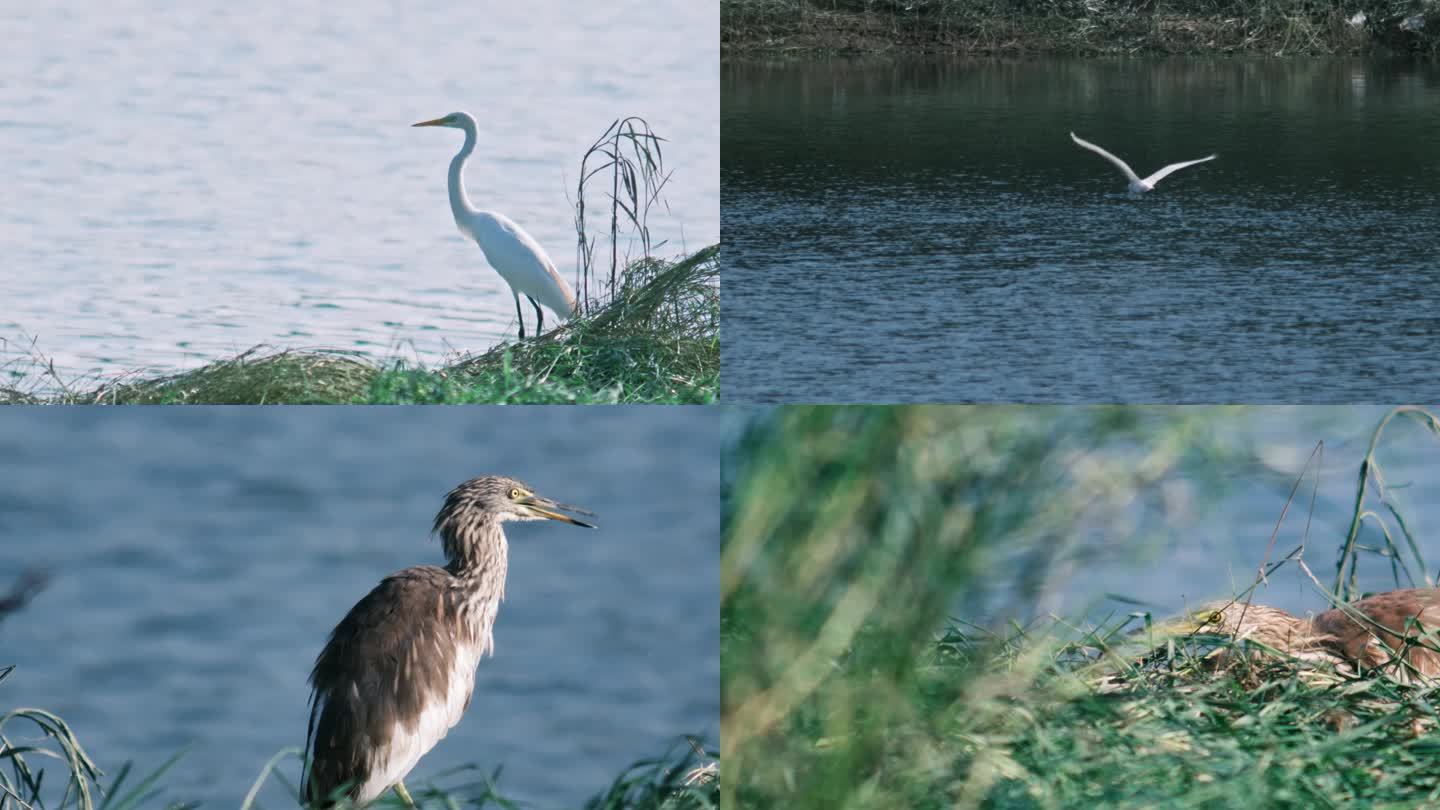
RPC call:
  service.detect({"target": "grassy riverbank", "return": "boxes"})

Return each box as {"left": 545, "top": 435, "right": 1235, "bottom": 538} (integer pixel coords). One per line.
{"left": 727, "top": 604, "right": 1440, "bottom": 808}
{"left": 722, "top": 0, "right": 1440, "bottom": 55}
{"left": 722, "top": 406, "right": 1440, "bottom": 808}
{"left": 1, "top": 245, "right": 718, "bottom": 405}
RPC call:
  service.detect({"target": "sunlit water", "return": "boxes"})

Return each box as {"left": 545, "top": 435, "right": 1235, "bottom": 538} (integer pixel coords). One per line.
{"left": 0, "top": 407, "right": 718, "bottom": 807}
{"left": 723, "top": 58, "right": 1440, "bottom": 402}
{"left": 0, "top": 0, "right": 718, "bottom": 382}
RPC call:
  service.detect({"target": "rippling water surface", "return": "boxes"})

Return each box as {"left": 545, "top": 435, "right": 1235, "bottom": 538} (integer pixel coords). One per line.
{"left": 723, "top": 58, "right": 1440, "bottom": 402}
{"left": 1, "top": 0, "right": 718, "bottom": 380}
{"left": 0, "top": 407, "right": 718, "bottom": 806}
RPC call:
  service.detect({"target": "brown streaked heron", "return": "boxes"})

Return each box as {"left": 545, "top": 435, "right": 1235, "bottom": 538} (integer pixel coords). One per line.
{"left": 1164, "top": 589, "right": 1440, "bottom": 682}
{"left": 302, "top": 475, "right": 596, "bottom": 807}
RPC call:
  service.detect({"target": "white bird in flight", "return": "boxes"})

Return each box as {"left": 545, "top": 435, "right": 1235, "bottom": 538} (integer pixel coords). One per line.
{"left": 1070, "top": 132, "right": 1216, "bottom": 193}
{"left": 414, "top": 111, "right": 578, "bottom": 340}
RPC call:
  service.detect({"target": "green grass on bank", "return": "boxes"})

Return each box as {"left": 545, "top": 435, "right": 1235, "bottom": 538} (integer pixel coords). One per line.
{"left": 0, "top": 662, "right": 717, "bottom": 809}
{"left": 730, "top": 607, "right": 1440, "bottom": 809}
{"left": 722, "top": 405, "right": 1440, "bottom": 809}
{"left": 722, "top": 0, "right": 1440, "bottom": 55}
{"left": 0, "top": 245, "right": 717, "bottom": 405}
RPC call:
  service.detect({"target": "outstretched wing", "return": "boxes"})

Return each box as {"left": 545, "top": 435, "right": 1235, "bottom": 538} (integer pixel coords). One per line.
{"left": 1141, "top": 154, "right": 1217, "bottom": 187}
{"left": 1070, "top": 132, "right": 1141, "bottom": 185}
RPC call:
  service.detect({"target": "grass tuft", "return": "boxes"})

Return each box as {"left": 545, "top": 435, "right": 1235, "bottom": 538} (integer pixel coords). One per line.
{"left": 93, "top": 350, "right": 377, "bottom": 406}
{"left": 573, "top": 117, "right": 673, "bottom": 304}
{"left": 583, "top": 742, "right": 719, "bottom": 810}
{"left": 1, "top": 665, "right": 104, "bottom": 810}
{"left": 446, "top": 244, "right": 719, "bottom": 404}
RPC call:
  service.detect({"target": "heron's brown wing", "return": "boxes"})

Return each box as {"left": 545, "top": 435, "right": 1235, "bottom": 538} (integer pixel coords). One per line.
{"left": 304, "top": 566, "right": 458, "bottom": 805}
{"left": 1312, "top": 588, "right": 1440, "bottom": 678}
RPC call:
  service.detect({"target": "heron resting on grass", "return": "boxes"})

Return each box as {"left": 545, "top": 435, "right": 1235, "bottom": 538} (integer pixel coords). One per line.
{"left": 1163, "top": 589, "right": 1440, "bottom": 683}
{"left": 302, "top": 475, "right": 596, "bottom": 806}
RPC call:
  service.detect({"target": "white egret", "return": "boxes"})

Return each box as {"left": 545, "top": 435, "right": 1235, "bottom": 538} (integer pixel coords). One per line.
{"left": 414, "top": 112, "right": 578, "bottom": 340}
{"left": 1070, "top": 132, "right": 1216, "bottom": 193}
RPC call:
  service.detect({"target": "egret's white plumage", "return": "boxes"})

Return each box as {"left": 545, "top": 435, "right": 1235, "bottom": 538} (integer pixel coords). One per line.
{"left": 1070, "top": 132, "right": 1216, "bottom": 193}
{"left": 414, "top": 112, "right": 578, "bottom": 340}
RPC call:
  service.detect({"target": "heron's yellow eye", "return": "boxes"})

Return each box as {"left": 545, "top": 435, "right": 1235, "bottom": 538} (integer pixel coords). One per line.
{"left": 509, "top": 488, "right": 522, "bottom": 499}
{"left": 1206, "top": 611, "right": 1223, "bottom": 625}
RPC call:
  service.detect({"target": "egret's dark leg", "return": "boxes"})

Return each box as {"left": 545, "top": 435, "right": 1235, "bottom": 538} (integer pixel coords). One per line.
{"left": 394, "top": 781, "right": 416, "bottom": 808}
{"left": 512, "top": 291, "right": 526, "bottom": 341}
{"left": 528, "top": 295, "right": 544, "bottom": 335}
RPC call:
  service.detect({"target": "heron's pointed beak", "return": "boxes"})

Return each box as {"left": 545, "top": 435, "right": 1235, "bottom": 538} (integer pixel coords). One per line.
{"left": 412, "top": 117, "right": 448, "bottom": 128}
{"left": 1143, "top": 611, "right": 1229, "bottom": 642}
{"left": 521, "top": 495, "right": 597, "bottom": 528}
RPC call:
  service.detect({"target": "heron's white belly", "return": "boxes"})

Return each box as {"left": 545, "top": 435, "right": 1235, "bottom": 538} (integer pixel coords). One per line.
{"left": 357, "top": 642, "right": 482, "bottom": 803}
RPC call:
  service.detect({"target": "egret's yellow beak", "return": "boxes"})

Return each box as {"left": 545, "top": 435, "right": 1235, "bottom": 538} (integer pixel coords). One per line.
{"left": 412, "top": 117, "right": 449, "bottom": 127}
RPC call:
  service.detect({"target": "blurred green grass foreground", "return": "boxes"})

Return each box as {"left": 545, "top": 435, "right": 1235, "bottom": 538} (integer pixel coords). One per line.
{"left": 721, "top": 405, "right": 1440, "bottom": 809}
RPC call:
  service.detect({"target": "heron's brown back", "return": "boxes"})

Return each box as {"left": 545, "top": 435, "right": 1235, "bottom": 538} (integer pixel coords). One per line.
{"left": 303, "top": 566, "right": 473, "bottom": 805}
{"left": 1311, "top": 588, "right": 1440, "bottom": 679}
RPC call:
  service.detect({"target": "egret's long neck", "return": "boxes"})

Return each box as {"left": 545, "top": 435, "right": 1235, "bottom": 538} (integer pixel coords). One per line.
{"left": 447, "top": 126, "right": 479, "bottom": 226}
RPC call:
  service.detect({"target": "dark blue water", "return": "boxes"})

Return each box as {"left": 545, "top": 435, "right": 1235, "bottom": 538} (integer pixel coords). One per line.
{"left": 723, "top": 58, "right": 1440, "bottom": 402}
{"left": 0, "top": 407, "right": 718, "bottom": 807}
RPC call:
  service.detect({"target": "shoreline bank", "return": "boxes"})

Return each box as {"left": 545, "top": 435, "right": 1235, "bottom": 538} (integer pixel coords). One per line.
{"left": 1, "top": 246, "right": 719, "bottom": 405}
{"left": 722, "top": 1, "right": 1438, "bottom": 55}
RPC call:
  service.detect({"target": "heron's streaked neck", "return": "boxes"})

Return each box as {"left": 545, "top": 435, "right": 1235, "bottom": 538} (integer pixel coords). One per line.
{"left": 440, "top": 515, "right": 508, "bottom": 655}
{"left": 441, "top": 514, "right": 508, "bottom": 581}
{"left": 447, "top": 126, "right": 479, "bottom": 224}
